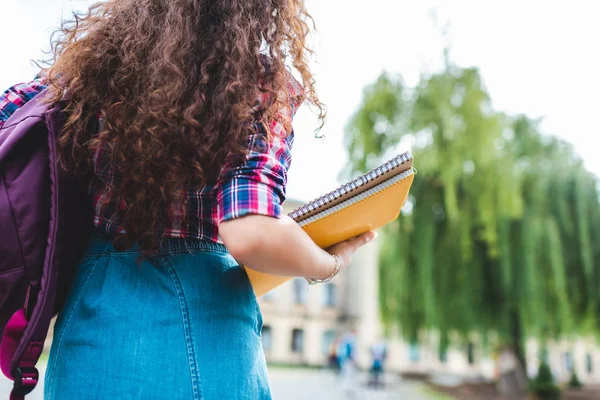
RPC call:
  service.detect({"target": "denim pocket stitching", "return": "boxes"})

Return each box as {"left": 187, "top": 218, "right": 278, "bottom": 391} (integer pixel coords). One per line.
{"left": 162, "top": 258, "right": 203, "bottom": 400}
{"left": 45, "top": 256, "right": 108, "bottom": 396}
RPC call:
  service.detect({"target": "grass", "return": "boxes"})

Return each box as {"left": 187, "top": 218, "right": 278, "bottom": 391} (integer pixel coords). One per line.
{"left": 419, "top": 386, "right": 457, "bottom": 400}
{"left": 267, "top": 362, "right": 326, "bottom": 371}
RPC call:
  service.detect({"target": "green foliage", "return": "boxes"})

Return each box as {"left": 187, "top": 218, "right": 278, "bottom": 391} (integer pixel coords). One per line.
{"left": 530, "top": 362, "right": 561, "bottom": 399}
{"left": 536, "top": 362, "right": 554, "bottom": 383}
{"left": 568, "top": 370, "right": 583, "bottom": 388}
{"left": 344, "top": 73, "right": 407, "bottom": 176}
{"left": 531, "top": 382, "right": 561, "bottom": 400}
{"left": 344, "top": 65, "right": 600, "bottom": 357}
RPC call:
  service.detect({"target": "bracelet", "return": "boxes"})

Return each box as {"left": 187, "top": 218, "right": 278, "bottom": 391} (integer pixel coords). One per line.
{"left": 307, "top": 254, "right": 342, "bottom": 285}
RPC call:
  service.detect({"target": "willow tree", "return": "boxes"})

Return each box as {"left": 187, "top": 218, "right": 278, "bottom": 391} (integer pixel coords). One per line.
{"left": 344, "top": 66, "right": 600, "bottom": 371}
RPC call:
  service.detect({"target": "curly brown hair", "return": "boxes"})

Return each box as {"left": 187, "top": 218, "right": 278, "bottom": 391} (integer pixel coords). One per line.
{"left": 43, "top": 0, "right": 324, "bottom": 251}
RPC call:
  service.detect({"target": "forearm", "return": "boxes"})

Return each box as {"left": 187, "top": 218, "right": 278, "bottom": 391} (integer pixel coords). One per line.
{"left": 219, "top": 214, "right": 334, "bottom": 279}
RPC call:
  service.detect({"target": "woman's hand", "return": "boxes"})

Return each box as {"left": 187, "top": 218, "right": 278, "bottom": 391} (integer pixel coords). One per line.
{"left": 220, "top": 214, "right": 377, "bottom": 281}
{"left": 324, "top": 231, "right": 377, "bottom": 275}
{"left": 308, "top": 231, "right": 377, "bottom": 280}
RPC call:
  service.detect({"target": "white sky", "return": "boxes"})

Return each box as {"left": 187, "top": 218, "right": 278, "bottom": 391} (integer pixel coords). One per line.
{"left": 2, "top": 0, "right": 599, "bottom": 202}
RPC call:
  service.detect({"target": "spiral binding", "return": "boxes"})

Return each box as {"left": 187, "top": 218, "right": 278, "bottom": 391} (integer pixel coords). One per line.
{"left": 298, "top": 167, "right": 415, "bottom": 227}
{"left": 289, "top": 151, "right": 413, "bottom": 221}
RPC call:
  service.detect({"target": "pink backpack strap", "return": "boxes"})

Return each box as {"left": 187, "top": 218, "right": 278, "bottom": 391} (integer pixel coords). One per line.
{"left": 1, "top": 309, "right": 41, "bottom": 400}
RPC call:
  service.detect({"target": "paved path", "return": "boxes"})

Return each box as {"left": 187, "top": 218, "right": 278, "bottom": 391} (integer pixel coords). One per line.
{"left": 269, "top": 368, "right": 435, "bottom": 400}
{"left": 1, "top": 365, "right": 436, "bottom": 399}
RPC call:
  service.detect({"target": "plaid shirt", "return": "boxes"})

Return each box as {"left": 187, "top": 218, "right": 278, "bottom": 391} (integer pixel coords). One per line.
{"left": 0, "top": 77, "right": 303, "bottom": 242}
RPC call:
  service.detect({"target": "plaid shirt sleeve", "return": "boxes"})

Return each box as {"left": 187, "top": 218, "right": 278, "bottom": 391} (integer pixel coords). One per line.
{"left": 216, "top": 76, "right": 304, "bottom": 222}
{"left": 0, "top": 78, "right": 48, "bottom": 127}
{"left": 216, "top": 123, "right": 295, "bottom": 222}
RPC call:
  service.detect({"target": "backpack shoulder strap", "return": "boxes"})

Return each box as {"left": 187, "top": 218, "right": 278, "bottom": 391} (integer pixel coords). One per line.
{"left": 0, "top": 89, "right": 51, "bottom": 164}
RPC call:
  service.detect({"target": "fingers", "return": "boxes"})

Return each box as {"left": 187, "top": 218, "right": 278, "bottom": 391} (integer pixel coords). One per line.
{"left": 349, "top": 231, "right": 377, "bottom": 250}
{"left": 363, "top": 231, "right": 377, "bottom": 243}
{"left": 327, "top": 231, "right": 378, "bottom": 259}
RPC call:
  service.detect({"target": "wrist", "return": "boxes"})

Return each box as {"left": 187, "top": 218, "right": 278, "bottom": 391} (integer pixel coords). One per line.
{"left": 302, "top": 252, "right": 325, "bottom": 280}
{"left": 313, "top": 252, "right": 335, "bottom": 279}
{"left": 307, "top": 253, "right": 342, "bottom": 285}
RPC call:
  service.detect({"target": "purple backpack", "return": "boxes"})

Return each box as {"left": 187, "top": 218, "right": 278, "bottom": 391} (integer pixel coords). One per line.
{"left": 0, "top": 89, "right": 91, "bottom": 399}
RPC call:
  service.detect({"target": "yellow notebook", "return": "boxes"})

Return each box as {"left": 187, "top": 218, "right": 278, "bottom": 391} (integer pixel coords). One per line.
{"left": 245, "top": 151, "right": 415, "bottom": 296}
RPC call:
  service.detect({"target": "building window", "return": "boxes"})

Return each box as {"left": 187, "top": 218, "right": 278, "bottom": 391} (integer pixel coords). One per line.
{"left": 409, "top": 343, "right": 420, "bottom": 363}
{"left": 323, "top": 283, "right": 336, "bottom": 307}
{"left": 291, "top": 329, "right": 304, "bottom": 353}
{"left": 539, "top": 347, "right": 549, "bottom": 364}
{"left": 586, "top": 353, "right": 593, "bottom": 374}
{"left": 439, "top": 348, "right": 447, "bottom": 363}
{"left": 261, "top": 326, "right": 272, "bottom": 352}
{"left": 438, "top": 335, "right": 448, "bottom": 364}
{"left": 467, "top": 342, "right": 475, "bottom": 365}
{"left": 322, "top": 330, "right": 336, "bottom": 355}
{"left": 564, "top": 352, "right": 573, "bottom": 372}
{"left": 293, "top": 278, "right": 308, "bottom": 305}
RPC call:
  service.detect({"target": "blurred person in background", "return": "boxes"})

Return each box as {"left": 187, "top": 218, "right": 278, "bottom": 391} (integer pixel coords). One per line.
{"left": 329, "top": 336, "right": 342, "bottom": 374}
{"left": 337, "top": 329, "right": 358, "bottom": 397}
{"left": 0, "top": 0, "right": 376, "bottom": 398}
{"left": 368, "top": 336, "right": 388, "bottom": 389}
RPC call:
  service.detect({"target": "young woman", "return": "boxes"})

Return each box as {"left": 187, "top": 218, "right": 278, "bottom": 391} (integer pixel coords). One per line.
{"left": 0, "top": 0, "right": 374, "bottom": 398}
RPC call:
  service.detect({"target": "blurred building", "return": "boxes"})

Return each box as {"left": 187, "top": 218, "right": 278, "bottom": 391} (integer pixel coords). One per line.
{"left": 261, "top": 199, "right": 600, "bottom": 385}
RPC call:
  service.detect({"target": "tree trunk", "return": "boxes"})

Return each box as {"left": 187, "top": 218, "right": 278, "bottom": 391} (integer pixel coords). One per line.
{"left": 497, "top": 310, "right": 529, "bottom": 396}
{"left": 511, "top": 309, "right": 527, "bottom": 374}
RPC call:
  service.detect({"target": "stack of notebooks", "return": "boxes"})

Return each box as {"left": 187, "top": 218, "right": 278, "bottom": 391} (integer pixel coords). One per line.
{"left": 245, "top": 151, "right": 415, "bottom": 296}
